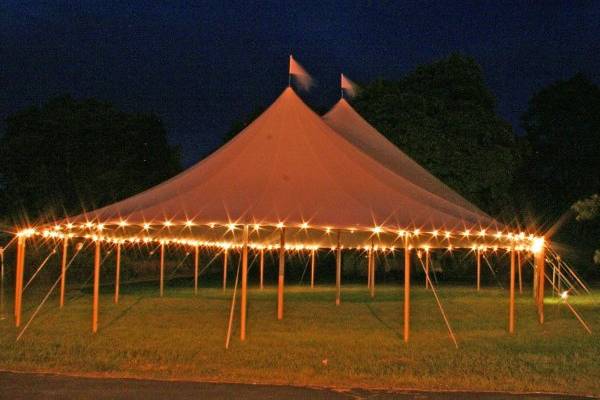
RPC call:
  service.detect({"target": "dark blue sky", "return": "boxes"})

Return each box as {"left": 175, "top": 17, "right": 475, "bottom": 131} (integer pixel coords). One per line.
{"left": 3, "top": 1, "right": 600, "bottom": 165}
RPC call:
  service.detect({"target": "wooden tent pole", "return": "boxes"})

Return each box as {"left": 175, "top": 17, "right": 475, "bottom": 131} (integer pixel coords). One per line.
{"left": 92, "top": 240, "right": 101, "bottom": 333}
{"left": 336, "top": 231, "right": 341, "bottom": 306}
{"left": 194, "top": 245, "right": 199, "bottom": 295}
{"left": 240, "top": 225, "right": 249, "bottom": 341}
{"left": 222, "top": 248, "right": 228, "bottom": 291}
{"left": 159, "top": 243, "right": 165, "bottom": 297}
{"left": 536, "top": 248, "right": 545, "bottom": 324}
{"left": 517, "top": 250, "right": 522, "bottom": 294}
{"left": 310, "top": 249, "right": 315, "bottom": 289}
{"left": 14, "top": 236, "right": 25, "bottom": 327}
{"left": 367, "top": 247, "right": 372, "bottom": 290}
{"left": 370, "top": 242, "right": 376, "bottom": 298}
{"left": 509, "top": 247, "right": 516, "bottom": 334}
{"left": 277, "top": 227, "right": 286, "bottom": 320}
{"left": 59, "top": 237, "right": 68, "bottom": 308}
{"left": 114, "top": 242, "right": 121, "bottom": 304}
{"left": 425, "top": 250, "right": 430, "bottom": 289}
{"left": 259, "top": 248, "right": 264, "bottom": 290}
{"left": 476, "top": 248, "right": 481, "bottom": 292}
{"left": 403, "top": 235, "right": 411, "bottom": 343}
{"left": 531, "top": 255, "right": 539, "bottom": 305}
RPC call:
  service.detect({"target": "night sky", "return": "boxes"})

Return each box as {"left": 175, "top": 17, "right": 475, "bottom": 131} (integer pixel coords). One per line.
{"left": 3, "top": 1, "right": 600, "bottom": 166}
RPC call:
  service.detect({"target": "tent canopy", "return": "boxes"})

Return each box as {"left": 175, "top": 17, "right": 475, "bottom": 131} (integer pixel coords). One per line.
{"left": 69, "top": 87, "right": 495, "bottom": 234}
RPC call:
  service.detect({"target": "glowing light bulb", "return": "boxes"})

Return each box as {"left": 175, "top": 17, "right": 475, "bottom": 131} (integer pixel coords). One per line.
{"left": 300, "top": 222, "right": 309, "bottom": 229}
{"left": 560, "top": 291, "right": 569, "bottom": 300}
{"left": 276, "top": 222, "right": 285, "bottom": 229}
{"left": 413, "top": 228, "right": 420, "bottom": 236}
{"left": 118, "top": 220, "right": 128, "bottom": 227}
{"left": 163, "top": 220, "right": 173, "bottom": 227}
{"left": 372, "top": 226, "right": 383, "bottom": 234}
{"left": 253, "top": 224, "right": 260, "bottom": 231}
{"left": 325, "top": 227, "right": 332, "bottom": 234}
{"left": 185, "top": 220, "right": 195, "bottom": 227}
{"left": 143, "top": 223, "right": 151, "bottom": 230}
{"left": 398, "top": 229, "right": 406, "bottom": 237}
{"left": 431, "top": 230, "right": 439, "bottom": 237}
{"left": 531, "top": 237, "right": 544, "bottom": 254}
{"left": 479, "top": 229, "right": 486, "bottom": 237}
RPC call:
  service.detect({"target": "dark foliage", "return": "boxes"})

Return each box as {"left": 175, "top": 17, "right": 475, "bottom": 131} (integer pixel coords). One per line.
{"left": 351, "top": 54, "right": 518, "bottom": 216}
{"left": 0, "top": 96, "right": 182, "bottom": 224}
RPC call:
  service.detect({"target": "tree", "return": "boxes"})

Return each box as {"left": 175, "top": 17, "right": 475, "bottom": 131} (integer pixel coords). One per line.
{"left": 572, "top": 194, "right": 600, "bottom": 264}
{"left": 352, "top": 54, "right": 517, "bottom": 215}
{"left": 0, "top": 96, "right": 181, "bottom": 223}
{"left": 520, "top": 73, "right": 600, "bottom": 218}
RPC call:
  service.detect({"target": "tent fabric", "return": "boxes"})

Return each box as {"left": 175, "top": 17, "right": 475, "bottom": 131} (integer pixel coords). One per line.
{"left": 73, "top": 88, "right": 495, "bottom": 232}
{"left": 323, "top": 98, "right": 488, "bottom": 218}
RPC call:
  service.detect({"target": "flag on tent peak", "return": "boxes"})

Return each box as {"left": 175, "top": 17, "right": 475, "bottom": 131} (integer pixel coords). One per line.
{"left": 341, "top": 73, "right": 358, "bottom": 98}
{"left": 289, "top": 55, "right": 313, "bottom": 91}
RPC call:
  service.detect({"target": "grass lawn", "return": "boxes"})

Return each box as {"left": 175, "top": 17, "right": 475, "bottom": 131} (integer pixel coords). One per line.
{"left": 0, "top": 282, "right": 598, "bottom": 396}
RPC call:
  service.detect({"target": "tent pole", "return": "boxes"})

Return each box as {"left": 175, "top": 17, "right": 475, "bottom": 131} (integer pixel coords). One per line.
{"left": 14, "top": 236, "right": 25, "bottom": 327}
{"left": 509, "top": 247, "right": 516, "bottom": 334}
{"left": 531, "top": 255, "right": 538, "bottom": 305}
{"left": 403, "top": 235, "right": 411, "bottom": 343}
{"left": 370, "top": 241, "right": 376, "bottom": 298}
{"left": 259, "top": 248, "right": 264, "bottom": 290}
{"left": 159, "top": 243, "right": 165, "bottom": 297}
{"left": 277, "top": 228, "right": 286, "bottom": 320}
{"left": 92, "top": 240, "right": 101, "bottom": 333}
{"left": 425, "top": 250, "right": 430, "bottom": 289}
{"left": 59, "top": 237, "right": 68, "bottom": 307}
{"left": 240, "top": 225, "right": 249, "bottom": 340}
{"left": 222, "top": 248, "right": 228, "bottom": 291}
{"left": 336, "top": 231, "right": 341, "bottom": 306}
{"left": 536, "top": 248, "right": 545, "bottom": 324}
{"left": 476, "top": 248, "right": 481, "bottom": 292}
{"left": 367, "top": 247, "right": 372, "bottom": 290}
{"left": 194, "top": 245, "right": 199, "bottom": 295}
{"left": 114, "top": 242, "right": 121, "bottom": 304}
{"left": 517, "top": 250, "right": 522, "bottom": 294}
{"left": 310, "top": 248, "right": 315, "bottom": 289}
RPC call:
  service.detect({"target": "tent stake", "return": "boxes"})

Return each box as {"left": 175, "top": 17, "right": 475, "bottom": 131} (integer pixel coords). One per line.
{"left": 240, "top": 225, "right": 249, "bottom": 340}
{"left": 223, "top": 248, "right": 228, "bottom": 291}
{"left": 59, "top": 237, "right": 68, "bottom": 307}
{"left": 336, "top": 231, "right": 341, "bottom": 305}
{"left": 194, "top": 245, "right": 199, "bottom": 295}
{"left": 259, "top": 248, "right": 264, "bottom": 290}
{"left": 277, "top": 228, "right": 285, "bottom": 320}
{"left": 404, "top": 235, "right": 410, "bottom": 343}
{"left": 114, "top": 242, "right": 121, "bottom": 304}
{"left": 310, "top": 249, "right": 315, "bottom": 289}
{"left": 92, "top": 240, "right": 101, "bottom": 333}
{"left": 509, "top": 247, "right": 516, "bottom": 334}
{"left": 159, "top": 243, "right": 165, "bottom": 297}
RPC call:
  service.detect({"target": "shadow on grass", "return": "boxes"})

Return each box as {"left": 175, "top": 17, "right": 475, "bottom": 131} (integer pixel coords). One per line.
{"left": 99, "top": 295, "right": 146, "bottom": 333}
{"left": 365, "top": 302, "right": 403, "bottom": 342}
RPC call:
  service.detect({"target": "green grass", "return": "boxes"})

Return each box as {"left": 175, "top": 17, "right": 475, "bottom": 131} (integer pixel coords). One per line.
{"left": 0, "top": 282, "right": 599, "bottom": 395}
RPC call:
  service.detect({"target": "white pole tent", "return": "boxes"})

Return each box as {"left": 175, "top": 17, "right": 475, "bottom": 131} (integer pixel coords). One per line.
{"left": 10, "top": 58, "right": 553, "bottom": 345}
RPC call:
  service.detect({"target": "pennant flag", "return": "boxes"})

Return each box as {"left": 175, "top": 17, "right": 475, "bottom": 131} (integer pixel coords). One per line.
{"left": 289, "top": 55, "right": 313, "bottom": 91}
{"left": 341, "top": 73, "right": 359, "bottom": 98}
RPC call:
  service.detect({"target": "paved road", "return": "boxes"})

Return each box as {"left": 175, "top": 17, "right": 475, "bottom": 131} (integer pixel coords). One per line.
{"left": 0, "top": 371, "right": 594, "bottom": 399}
